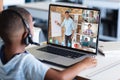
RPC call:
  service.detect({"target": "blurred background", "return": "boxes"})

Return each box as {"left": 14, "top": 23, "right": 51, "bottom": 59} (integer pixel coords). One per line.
{"left": 3, "top": 0, "right": 120, "bottom": 42}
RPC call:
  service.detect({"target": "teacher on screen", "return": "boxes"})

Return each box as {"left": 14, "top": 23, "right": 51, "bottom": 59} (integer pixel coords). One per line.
{"left": 55, "top": 10, "right": 75, "bottom": 47}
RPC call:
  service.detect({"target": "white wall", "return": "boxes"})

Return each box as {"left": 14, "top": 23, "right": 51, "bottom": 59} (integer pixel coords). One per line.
{"left": 3, "top": 0, "right": 25, "bottom": 6}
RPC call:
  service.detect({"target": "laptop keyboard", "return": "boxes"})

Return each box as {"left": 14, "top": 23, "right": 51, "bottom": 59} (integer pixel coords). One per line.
{"left": 37, "top": 46, "right": 85, "bottom": 59}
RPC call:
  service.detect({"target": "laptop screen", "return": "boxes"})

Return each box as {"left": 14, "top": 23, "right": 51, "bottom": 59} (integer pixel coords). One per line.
{"left": 48, "top": 4, "right": 100, "bottom": 54}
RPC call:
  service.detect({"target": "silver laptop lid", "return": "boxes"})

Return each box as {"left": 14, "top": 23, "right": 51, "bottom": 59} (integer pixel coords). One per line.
{"left": 47, "top": 4, "right": 100, "bottom": 55}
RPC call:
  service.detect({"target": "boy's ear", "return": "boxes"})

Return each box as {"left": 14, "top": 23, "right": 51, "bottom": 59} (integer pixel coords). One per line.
{"left": 22, "top": 32, "right": 28, "bottom": 39}
{"left": 22, "top": 32, "right": 28, "bottom": 44}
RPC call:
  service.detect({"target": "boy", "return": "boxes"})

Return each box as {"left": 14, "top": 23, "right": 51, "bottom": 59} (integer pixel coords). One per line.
{"left": 0, "top": 7, "right": 97, "bottom": 80}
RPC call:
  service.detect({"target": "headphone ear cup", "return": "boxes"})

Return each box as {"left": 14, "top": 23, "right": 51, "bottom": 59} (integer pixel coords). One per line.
{"left": 23, "top": 34, "right": 30, "bottom": 45}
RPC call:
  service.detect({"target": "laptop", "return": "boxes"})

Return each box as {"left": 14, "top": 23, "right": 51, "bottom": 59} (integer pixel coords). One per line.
{"left": 29, "top": 4, "right": 100, "bottom": 67}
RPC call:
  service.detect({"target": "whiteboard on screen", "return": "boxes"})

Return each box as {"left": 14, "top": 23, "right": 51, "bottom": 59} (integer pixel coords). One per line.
{"left": 51, "top": 12, "right": 62, "bottom": 37}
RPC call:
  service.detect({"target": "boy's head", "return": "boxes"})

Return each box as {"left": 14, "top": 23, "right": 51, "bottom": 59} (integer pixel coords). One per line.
{"left": 0, "top": 7, "right": 33, "bottom": 45}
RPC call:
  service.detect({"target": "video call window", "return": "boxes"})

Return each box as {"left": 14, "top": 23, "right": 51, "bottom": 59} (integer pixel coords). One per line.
{"left": 48, "top": 6, "right": 99, "bottom": 53}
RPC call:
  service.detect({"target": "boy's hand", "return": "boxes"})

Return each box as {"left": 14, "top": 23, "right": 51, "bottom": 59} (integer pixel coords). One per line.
{"left": 45, "top": 57, "right": 97, "bottom": 80}
{"left": 80, "top": 57, "right": 97, "bottom": 70}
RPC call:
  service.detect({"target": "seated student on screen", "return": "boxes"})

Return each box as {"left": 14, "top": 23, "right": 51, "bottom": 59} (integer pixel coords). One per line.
{"left": 83, "top": 24, "right": 94, "bottom": 36}
{"left": 81, "top": 38, "right": 90, "bottom": 48}
{"left": 88, "top": 11, "right": 96, "bottom": 23}
{"left": 0, "top": 7, "right": 97, "bottom": 80}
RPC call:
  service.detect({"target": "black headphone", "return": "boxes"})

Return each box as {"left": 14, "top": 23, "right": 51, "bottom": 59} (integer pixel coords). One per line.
{"left": 5, "top": 9, "right": 40, "bottom": 46}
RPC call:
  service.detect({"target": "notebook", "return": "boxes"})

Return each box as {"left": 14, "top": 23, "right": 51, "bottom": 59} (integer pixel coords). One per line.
{"left": 29, "top": 4, "right": 100, "bottom": 67}
{"left": 98, "top": 41, "right": 120, "bottom": 57}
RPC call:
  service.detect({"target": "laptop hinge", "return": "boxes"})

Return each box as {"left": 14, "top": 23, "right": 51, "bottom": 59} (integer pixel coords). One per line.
{"left": 47, "top": 44, "right": 88, "bottom": 55}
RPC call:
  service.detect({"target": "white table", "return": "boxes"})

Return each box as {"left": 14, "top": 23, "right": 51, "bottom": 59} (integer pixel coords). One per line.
{"left": 26, "top": 44, "right": 120, "bottom": 80}
{"left": 45, "top": 54, "right": 120, "bottom": 80}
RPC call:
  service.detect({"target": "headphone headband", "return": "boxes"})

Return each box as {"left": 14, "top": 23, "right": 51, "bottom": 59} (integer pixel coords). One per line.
{"left": 4, "top": 9, "right": 40, "bottom": 46}
{"left": 5, "top": 9, "right": 31, "bottom": 33}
